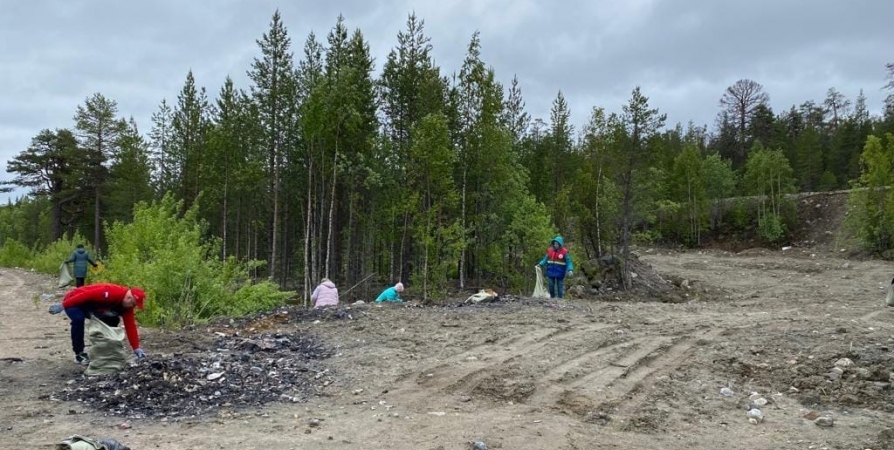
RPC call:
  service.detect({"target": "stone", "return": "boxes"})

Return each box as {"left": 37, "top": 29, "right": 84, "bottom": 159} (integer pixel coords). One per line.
{"left": 720, "top": 387, "right": 734, "bottom": 397}
{"left": 834, "top": 358, "right": 854, "bottom": 368}
{"left": 814, "top": 416, "right": 834, "bottom": 428}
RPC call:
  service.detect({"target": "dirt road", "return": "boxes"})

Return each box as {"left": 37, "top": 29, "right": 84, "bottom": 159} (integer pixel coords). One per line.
{"left": 2, "top": 249, "right": 894, "bottom": 449}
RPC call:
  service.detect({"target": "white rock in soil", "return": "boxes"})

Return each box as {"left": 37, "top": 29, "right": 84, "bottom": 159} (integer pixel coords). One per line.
{"left": 834, "top": 358, "right": 854, "bottom": 368}
{"left": 753, "top": 397, "right": 768, "bottom": 407}
{"left": 749, "top": 393, "right": 763, "bottom": 401}
{"left": 720, "top": 387, "right": 734, "bottom": 397}
{"left": 814, "top": 416, "right": 834, "bottom": 427}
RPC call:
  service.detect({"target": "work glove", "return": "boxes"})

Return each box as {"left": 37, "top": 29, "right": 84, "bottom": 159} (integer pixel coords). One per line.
{"left": 133, "top": 348, "right": 146, "bottom": 359}
{"left": 48, "top": 303, "right": 64, "bottom": 315}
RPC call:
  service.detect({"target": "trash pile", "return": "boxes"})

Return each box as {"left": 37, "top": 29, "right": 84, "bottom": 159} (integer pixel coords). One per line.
{"left": 61, "top": 332, "right": 333, "bottom": 419}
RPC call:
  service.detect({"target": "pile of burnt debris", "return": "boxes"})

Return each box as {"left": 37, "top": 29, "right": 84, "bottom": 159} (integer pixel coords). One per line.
{"left": 61, "top": 332, "right": 333, "bottom": 419}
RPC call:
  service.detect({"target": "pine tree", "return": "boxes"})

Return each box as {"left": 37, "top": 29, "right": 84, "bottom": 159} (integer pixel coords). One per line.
{"left": 5, "top": 128, "right": 82, "bottom": 239}
{"left": 248, "top": 10, "right": 298, "bottom": 281}
{"left": 148, "top": 99, "right": 175, "bottom": 196}
{"left": 171, "top": 70, "right": 210, "bottom": 207}
{"left": 616, "top": 87, "right": 666, "bottom": 288}
{"left": 74, "top": 93, "right": 124, "bottom": 252}
{"left": 106, "top": 118, "right": 154, "bottom": 224}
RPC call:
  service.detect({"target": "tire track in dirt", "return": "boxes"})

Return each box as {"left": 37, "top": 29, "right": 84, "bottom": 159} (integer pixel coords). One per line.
{"left": 402, "top": 316, "right": 722, "bottom": 409}
{"left": 408, "top": 322, "right": 616, "bottom": 388}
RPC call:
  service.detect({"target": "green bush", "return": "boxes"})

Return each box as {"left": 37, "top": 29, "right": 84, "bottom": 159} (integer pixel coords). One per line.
{"left": 97, "top": 194, "right": 293, "bottom": 327}
{"left": 0, "top": 238, "right": 33, "bottom": 268}
{"left": 759, "top": 213, "right": 786, "bottom": 244}
{"left": 28, "top": 232, "right": 94, "bottom": 275}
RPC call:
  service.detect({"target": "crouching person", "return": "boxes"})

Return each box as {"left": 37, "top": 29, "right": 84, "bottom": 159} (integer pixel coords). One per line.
{"left": 311, "top": 278, "right": 339, "bottom": 308}
{"left": 49, "top": 283, "right": 147, "bottom": 365}
{"left": 375, "top": 282, "right": 404, "bottom": 303}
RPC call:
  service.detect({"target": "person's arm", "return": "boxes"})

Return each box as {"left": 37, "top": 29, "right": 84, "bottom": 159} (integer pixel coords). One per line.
{"left": 310, "top": 285, "right": 321, "bottom": 306}
{"left": 538, "top": 254, "right": 547, "bottom": 266}
{"left": 87, "top": 253, "right": 97, "bottom": 267}
{"left": 375, "top": 289, "right": 387, "bottom": 303}
{"left": 64, "top": 252, "right": 75, "bottom": 264}
{"left": 121, "top": 308, "right": 141, "bottom": 351}
{"left": 566, "top": 253, "right": 574, "bottom": 273}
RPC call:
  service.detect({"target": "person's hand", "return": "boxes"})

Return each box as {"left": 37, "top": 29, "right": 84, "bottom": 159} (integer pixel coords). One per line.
{"left": 48, "top": 303, "right": 64, "bottom": 314}
{"left": 92, "top": 263, "right": 98, "bottom": 268}
{"left": 568, "top": 270, "right": 574, "bottom": 277}
{"left": 133, "top": 348, "right": 146, "bottom": 359}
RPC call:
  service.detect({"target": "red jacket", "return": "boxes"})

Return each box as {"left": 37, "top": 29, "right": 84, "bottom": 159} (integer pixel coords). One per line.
{"left": 62, "top": 283, "right": 142, "bottom": 350}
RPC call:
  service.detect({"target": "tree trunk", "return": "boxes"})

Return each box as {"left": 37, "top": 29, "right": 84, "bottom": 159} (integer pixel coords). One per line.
{"left": 326, "top": 134, "right": 338, "bottom": 279}
{"left": 304, "top": 155, "right": 313, "bottom": 307}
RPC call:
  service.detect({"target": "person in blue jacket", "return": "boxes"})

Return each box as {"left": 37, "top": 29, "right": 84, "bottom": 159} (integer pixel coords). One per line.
{"left": 537, "top": 236, "right": 574, "bottom": 299}
{"left": 375, "top": 282, "right": 404, "bottom": 303}
{"left": 65, "top": 244, "right": 98, "bottom": 287}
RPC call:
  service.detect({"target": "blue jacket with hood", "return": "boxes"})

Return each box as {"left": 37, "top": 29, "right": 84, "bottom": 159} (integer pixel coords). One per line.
{"left": 538, "top": 236, "right": 574, "bottom": 278}
{"left": 65, "top": 247, "right": 97, "bottom": 278}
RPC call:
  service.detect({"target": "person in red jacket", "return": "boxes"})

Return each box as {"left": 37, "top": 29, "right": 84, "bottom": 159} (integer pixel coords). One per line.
{"left": 49, "top": 283, "right": 147, "bottom": 365}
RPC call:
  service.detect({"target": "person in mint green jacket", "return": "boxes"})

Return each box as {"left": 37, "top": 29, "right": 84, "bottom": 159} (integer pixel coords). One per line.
{"left": 65, "top": 244, "right": 98, "bottom": 287}
{"left": 537, "top": 236, "right": 574, "bottom": 298}
{"left": 375, "top": 282, "right": 404, "bottom": 303}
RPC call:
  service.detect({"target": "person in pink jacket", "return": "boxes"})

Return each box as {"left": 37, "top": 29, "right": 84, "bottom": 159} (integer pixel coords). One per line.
{"left": 311, "top": 278, "right": 339, "bottom": 308}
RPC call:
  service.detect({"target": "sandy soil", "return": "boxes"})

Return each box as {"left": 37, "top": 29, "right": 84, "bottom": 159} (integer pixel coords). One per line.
{"left": 2, "top": 245, "right": 894, "bottom": 450}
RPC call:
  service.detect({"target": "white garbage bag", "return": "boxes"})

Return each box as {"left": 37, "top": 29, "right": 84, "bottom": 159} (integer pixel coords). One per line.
{"left": 886, "top": 278, "right": 894, "bottom": 307}
{"left": 533, "top": 266, "right": 550, "bottom": 298}
{"left": 58, "top": 263, "right": 73, "bottom": 288}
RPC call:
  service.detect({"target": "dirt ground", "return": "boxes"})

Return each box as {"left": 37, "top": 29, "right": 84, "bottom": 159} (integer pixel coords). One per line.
{"left": 3, "top": 239, "right": 894, "bottom": 450}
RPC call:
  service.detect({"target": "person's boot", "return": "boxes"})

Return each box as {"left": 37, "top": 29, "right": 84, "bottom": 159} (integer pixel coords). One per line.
{"left": 74, "top": 352, "right": 89, "bottom": 365}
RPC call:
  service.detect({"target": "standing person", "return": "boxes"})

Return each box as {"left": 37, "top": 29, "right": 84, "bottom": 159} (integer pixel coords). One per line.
{"left": 537, "top": 236, "right": 574, "bottom": 299}
{"left": 64, "top": 244, "right": 98, "bottom": 287}
{"left": 375, "top": 282, "right": 404, "bottom": 303}
{"left": 311, "top": 278, "right": 339, "bottom": 308}
{"left": 48, "top": 283, "right": 147, "bottom": 365}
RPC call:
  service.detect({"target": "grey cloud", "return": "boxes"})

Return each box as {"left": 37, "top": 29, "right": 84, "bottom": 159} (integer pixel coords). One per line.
{"left": 2, "top": 0, "right": 893, "bottom": 201}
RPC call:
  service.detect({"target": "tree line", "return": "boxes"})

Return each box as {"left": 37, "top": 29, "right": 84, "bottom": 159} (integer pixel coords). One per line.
{"left": 4, "top": 12, "right": 894, "bottom": 299}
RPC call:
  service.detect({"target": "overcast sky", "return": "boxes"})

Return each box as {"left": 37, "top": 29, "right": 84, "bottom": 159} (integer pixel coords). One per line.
{"left": 2, "top": 0, "right": 892, "bottom": 201}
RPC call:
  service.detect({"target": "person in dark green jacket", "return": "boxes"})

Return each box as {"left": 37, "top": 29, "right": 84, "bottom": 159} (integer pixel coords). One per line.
{"left": 65, "top": 244, "right": 98, "bottom": 287}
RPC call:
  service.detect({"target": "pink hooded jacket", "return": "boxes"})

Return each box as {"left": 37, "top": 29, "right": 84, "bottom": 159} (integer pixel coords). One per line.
{"left": 311, "top": 279, "right": 339, "bottom": 308}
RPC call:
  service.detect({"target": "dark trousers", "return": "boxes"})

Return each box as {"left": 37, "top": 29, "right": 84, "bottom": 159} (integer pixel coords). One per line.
{"left": 75, "top": 277, "right": 85, "bottom": 287}
{"left": 548, "top": 276, "right": 565, "bottom": 298}
{"left": 64, "top": 306, "right": 120, "bottom": 354}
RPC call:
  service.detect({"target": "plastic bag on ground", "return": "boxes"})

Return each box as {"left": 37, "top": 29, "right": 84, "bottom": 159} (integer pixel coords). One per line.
{"left": 56, "top": 435, "right": 130, "bottom": 450}
{"left": 533, "top": 266, "right": 550, "bottom": 298}
{"left": 466, "top": 289, "right": 498, "bottom": 304}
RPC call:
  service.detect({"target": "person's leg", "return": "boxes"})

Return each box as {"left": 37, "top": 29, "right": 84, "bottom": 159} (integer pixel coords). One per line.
{"left": 557, "top": 277, "right": 565, "bottom": 298}
{"left": 64, "top": 306, "right": 87, "bottom": 356}
{"left": 75, "top": 277, "right": 85, "bottom": 287}
{"left": 548, "top": 277, "right": 556, "bottom": 298}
